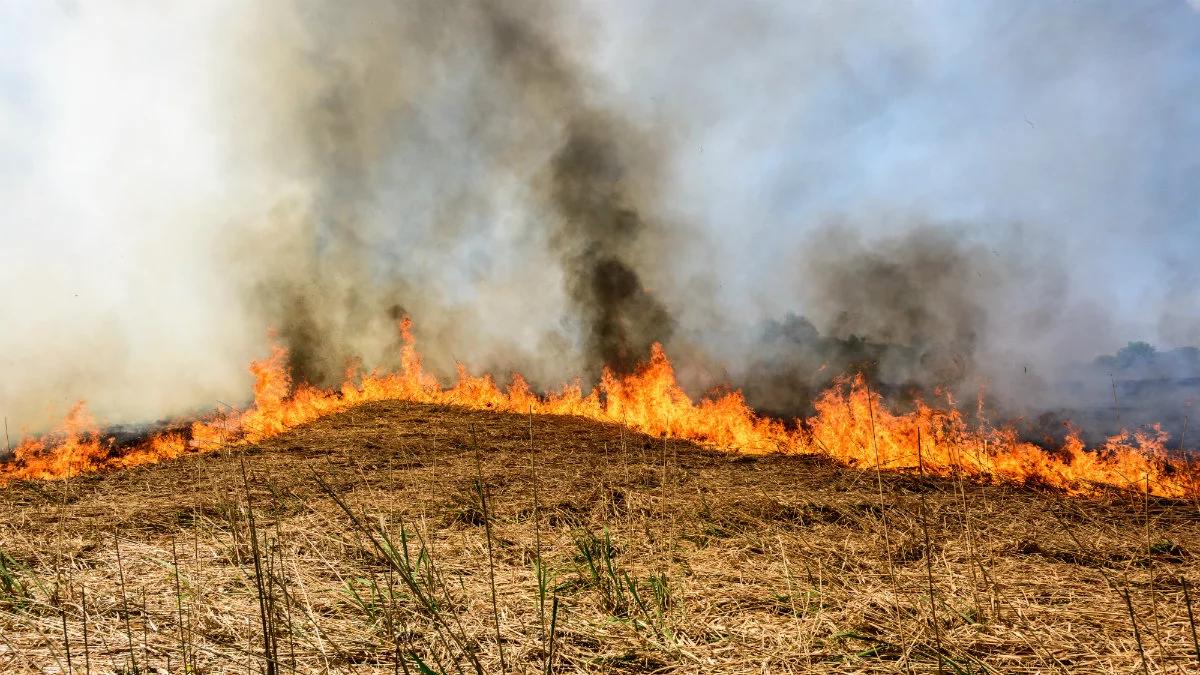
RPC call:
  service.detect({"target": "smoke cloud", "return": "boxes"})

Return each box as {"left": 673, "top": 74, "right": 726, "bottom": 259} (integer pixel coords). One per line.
{"left": 1, "top": 1, "right": 1198, "bottom": 440}
{"left": 229, "top": 1, "right": 674, "bottom": 385}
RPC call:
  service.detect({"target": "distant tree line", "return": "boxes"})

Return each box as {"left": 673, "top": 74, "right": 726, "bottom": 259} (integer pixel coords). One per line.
{"left": 1093, "top": 342, "right": 1200, "bottom": 380}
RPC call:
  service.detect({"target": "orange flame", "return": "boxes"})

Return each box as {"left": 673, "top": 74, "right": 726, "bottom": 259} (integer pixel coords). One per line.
{"left": 2, "top": 318, "right": 1196, "bottom": 497}
{"left": 807, "top": 376, "right": 1194, "bottom": 497}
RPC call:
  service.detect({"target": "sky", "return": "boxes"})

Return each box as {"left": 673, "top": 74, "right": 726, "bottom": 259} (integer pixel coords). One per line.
{"left": 1, "top": 0, "right": 1198, "bottom": 432}
{"left": 589, "top": 1, "right": 1200, "bottom": 342}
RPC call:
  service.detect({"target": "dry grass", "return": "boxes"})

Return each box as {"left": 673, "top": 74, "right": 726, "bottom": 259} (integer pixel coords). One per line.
{"left": 0, "top": 401, "right": 1197, "bottom": 673}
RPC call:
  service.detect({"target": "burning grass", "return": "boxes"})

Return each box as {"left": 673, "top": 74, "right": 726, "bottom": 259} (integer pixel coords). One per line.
{"left": 3, "top": 319, "right": 1197, "bottom": 499}
{"left": 0, "top": 402, "right": 1197, "bottom": 672}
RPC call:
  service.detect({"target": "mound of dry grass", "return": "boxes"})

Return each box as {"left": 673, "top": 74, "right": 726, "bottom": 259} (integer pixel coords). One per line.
{"left": 0, "top": 401, "right": 1197, "bottom": 673}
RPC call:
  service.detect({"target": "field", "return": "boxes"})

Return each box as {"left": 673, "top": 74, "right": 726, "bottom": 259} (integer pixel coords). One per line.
{"left": 0, "top": 401, "right": 1198, "bottom": 673}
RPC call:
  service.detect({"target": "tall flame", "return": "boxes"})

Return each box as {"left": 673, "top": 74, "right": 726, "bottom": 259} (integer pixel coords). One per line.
{"left": 3, "top": 318, "right": 1196, "bottom": 497}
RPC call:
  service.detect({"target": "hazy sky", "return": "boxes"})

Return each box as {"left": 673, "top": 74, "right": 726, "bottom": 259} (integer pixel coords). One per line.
{"left": 588, "top": 1, "right": 1200, "bottom": 341}
{"left": 1, "top": 1, "right": 1198, "bottom": 430}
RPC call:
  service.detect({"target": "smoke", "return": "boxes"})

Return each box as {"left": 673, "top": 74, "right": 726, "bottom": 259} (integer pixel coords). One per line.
{"left": 225, "top": 1, "right": 674, "bottom": 385}
{"left": 482, "top": 6, "right": 675, "bottom": 374}
{"left": 800, "top": 225, "right": 994, "bottom": 388}
{"left": 2, "top": 1, "right": 1198, "bottom": 439}
{"left": 738, "top": 223, "right": 1066, "bottom": 419}
{"left": 547, "top": 118, "right": 675, "bottom": 374}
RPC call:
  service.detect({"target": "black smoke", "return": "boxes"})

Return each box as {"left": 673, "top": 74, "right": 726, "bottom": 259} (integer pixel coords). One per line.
{"left": 736, "top": 225, "right": 1005, "bottom": 416}
{"left": 240, "top": 1, "right": 672, "bottom": 384}
{"left": 548, "top": 121, "right": 675, "bottom": 374}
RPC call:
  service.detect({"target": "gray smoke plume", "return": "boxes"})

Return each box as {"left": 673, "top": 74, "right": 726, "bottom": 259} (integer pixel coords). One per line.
{"left": 547, "top": 118, "right": 675, "bottom": 374}
{"left": 2, "top": 1, "right": 1198, "bottom": 444}
{"left": 738, "top": 223, "right": 1064, "bottom": 419}
{"left": 801, "top": 225, "right": 993, "bottom": 388}
{"left": 233, "top": 0, "right": 672, "bottom": 385}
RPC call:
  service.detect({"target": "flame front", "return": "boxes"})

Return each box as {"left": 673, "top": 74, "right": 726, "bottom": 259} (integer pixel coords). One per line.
{"left": 3, "top": 319, "right": 1196, "bottom": 497}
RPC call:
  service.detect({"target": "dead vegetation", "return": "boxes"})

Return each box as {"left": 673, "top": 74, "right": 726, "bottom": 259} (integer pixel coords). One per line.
{"left": 0, "top": 401, "right": 1197, "bottom": 673}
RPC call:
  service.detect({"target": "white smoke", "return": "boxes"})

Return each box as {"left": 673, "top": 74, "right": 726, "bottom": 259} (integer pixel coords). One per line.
{"left": 2, "top": 1, "right": 1198, "bottom": 436}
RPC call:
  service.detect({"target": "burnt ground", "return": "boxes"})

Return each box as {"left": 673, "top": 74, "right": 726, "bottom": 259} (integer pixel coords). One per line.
{"left": 0, "top": 401, "right": 1198, "bottom": 673}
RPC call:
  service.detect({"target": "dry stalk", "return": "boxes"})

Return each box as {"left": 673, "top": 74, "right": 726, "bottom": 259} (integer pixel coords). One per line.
{"left": 114, "top": 534, "right": 137, "bottom": 674}
{"left": 240, "top": 459, "right": 277, "bottom": 675}
{"left": 171, "top": 537, "right": 190, "bottom": 672}
{"left": 864, "top": 377, "right": 904, "bottom": 653}
{"left": 1182, "top": 577, "right": 1199, "bottom": 665}
{"left": 916, "top": 426, "right": 945, "bottom": 674}
{"left": 80, "top": 583, "right": 90, "bottom": 675}
{"left": 1121, "top": 588, "right": 1150, "bottom": 675}
{"left": 529, "top": 406, "right": 546, "bottom": 644}
{"left": 472, "top": 424, "right": 506, "bottom": 672}
{"left": 57, "top": 581, "right": 71, "bottom": 674}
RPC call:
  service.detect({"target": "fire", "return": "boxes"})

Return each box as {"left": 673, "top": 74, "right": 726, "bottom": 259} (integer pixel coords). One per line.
{"left": 808, "top": 377, "right": 1195, "bottom": 497}
{"left": 5, "top": 402, "right": 107, "bottom": 481}
{"left": 2, "top": 319, "right": 1196, "bottom": 497}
